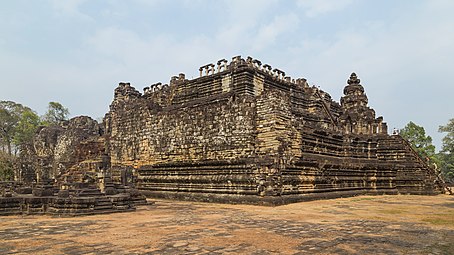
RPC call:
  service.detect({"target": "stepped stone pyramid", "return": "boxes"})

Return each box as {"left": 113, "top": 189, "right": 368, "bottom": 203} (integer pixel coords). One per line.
{"left": 101, "top": 56, "right": 442, "bottom": 204}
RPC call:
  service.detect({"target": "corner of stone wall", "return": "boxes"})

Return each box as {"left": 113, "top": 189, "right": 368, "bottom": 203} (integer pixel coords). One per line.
{"left": 255, "top": 88, "right": 300, "bottom": 196}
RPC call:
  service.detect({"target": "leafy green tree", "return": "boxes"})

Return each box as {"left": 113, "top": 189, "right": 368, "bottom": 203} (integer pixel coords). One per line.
{"left": 438, "top": 118, "right": 454, "bottom": 182}
{"left": 400, "top": 121, "right": 436, "bottom": 160}
{"left": 439, "top": 118, "right": 454, "bottom": 154}
{"left": 0, "top": 101, "right": 31, "bottom": 155}
{"left": 0, "top": 101, "right": 43, "bottom": 181}
{"left": 0, "top": 108, "right": 16, "bottom": 154}
{"left": 13, "top": 109, "right": 40, "bottom": 150}
{"left": 42, "top": 101, "right": 69, "bottom": 125}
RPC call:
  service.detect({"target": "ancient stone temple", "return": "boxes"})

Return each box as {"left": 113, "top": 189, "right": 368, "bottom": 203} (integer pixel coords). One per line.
{"left": 102, "top": 56, "right": 443, "bottom": 204}
{"left": 2, "top": 55, "right": 444, "bottom": 209}
{"left": 0, "top": 116, "right": 147, "bottom": 216}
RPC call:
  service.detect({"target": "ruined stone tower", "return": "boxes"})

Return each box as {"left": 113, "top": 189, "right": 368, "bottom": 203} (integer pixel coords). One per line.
{"left": 339, "top": 73, "right": 386, "bottom": 135}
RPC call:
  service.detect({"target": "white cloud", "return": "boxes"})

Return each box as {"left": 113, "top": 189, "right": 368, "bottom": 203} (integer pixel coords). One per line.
{"left": 296, "top": 0, "right": 354, "bottom": 17}
{"left": 130, "top": 0, "right": 165, "bottom": 7}
{"left": 253, "top": 13, "right": 300, "bottom": 51}
{"left": 82, "top": 26, "right": 221, "bottom": 85}
{"left": 215, "top": 0, "right": 280, "bottom": 49}
{"left": 49, "top": 0, "right": 92, "bottom": 21}
{"left": 50, "top": 0, "right": 86, "bottom": 12}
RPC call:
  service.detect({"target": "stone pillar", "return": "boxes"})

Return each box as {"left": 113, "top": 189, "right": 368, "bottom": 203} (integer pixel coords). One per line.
{"left": 207, "top": 64, "right": 215, "bottom": 75}
{"left": 121, "top": 169, "right": 128, "bottom": 186}
{"left": 232, "top": 55, "right": 242, "bottom": 63}
{"left": 216, "top": 60, "right": 222, "bottom": 72}
{"left": 263, "top": 64, "right": 272, "bottom": 74}
{"left": 279, "top": 70, "right": 285, "bottom": 80}
{"left": 217, "top": 59, "right": 227, "bottom": 72}
{"left": 170, "top": 76, "right": 178, "bottom": 86}
{"left": 99, "top": 170, "right": 117, "bottom": 195}
{"left": 381, "top": 122, "right": 388, "bottom": 134}
{"left": 252, "top": 59, "right": 262, "bottom": 69}
{"left": 246, "top": 56, "right": 253, "bottom": 66}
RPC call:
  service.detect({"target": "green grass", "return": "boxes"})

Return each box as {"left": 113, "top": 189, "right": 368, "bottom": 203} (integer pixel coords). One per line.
{"left": 351, "top": 197, "right": 376, "bottom": 202}
{"left": 378, "top": 209, "right": 406, "bottom": 215}
{"left": 422, "top": 216, "right": 454, "bottom": 226}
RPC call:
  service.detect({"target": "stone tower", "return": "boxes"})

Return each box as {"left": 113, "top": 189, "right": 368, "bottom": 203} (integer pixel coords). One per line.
{"left": 339, "top": 73, "right": 387, "bottom": 135}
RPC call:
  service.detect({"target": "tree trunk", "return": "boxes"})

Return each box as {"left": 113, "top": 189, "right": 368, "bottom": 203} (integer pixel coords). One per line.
{"left": 6, "top": 138, "right": 11, "bottom": 156}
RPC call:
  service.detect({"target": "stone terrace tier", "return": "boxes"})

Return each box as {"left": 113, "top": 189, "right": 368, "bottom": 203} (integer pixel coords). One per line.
{"left": 101, "top": 56, "right": 442, "bottom": 204}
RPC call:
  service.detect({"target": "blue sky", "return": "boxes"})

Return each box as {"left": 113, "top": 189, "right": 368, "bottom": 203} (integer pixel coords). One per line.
{"left": 1, "top": 0, "right": 453, "bottom": 150}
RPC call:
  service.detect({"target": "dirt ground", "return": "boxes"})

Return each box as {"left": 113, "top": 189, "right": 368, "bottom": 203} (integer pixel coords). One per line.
{"left": 1, "top": 194, "right": 453, "bottom": 255}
